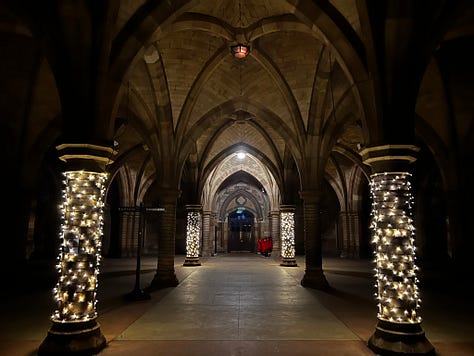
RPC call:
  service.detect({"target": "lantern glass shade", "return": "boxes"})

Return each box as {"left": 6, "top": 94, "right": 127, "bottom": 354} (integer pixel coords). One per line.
{"left": 231, "top": 44, "right": 250, "bottom": 58}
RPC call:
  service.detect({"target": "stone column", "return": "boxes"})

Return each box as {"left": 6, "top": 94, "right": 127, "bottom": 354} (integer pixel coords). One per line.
{"left": 39, "top": 143, "right": 116, "bottom": 356}
{"left": 254, "top": 219, "right": 263, "bottom": 252}
{"left": 295, "top": 204, "right": 305, "bottom": 254}
{"left": 269, "top": 210, "right": 280, "bottom": 255}
{"left": 211, "top": 212, "right": 217, "bottom": 255}
{"left": 338, "top": 211, "right": 361, "bottom": 258}
{"left": 183, "top": 204, "right": 202, "bottom": 266}
{"left": 223, "top": 220, "right": 229, "bottom": 252}
{"left": 299, "top": 190, "right": 329, "bottom": 289}
{"left": 120, "top": 211, "right": 140, "bottom": 257}
{"left": 201, "top": 210, "right": 212, "bottom": 256}
{"left": 216, "top": 221, "right": 224, "bottom": 253}
{"left": 280, "top": 205, "right": 297, "bottom": 266}
{"left": 360, "top": 145, "right": 434, "bottom": 356}
{"left": 120, "top": 211, "right": 131, "bottom": 256}
{"left": 147, "top": 189, "right": 180, "bottom": 290}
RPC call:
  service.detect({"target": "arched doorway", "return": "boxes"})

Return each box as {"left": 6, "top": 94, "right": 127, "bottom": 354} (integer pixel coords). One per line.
{"left": 228, "top": 209, "right": 255, "bottom": 253}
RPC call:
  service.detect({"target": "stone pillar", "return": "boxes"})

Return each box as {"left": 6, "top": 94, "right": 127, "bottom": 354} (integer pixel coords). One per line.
{"left": 217, "top": 221, "right": 225, "bottom": 253}
{"left": 223, "top": 220, "right": 229, "bottom": 252}
{"left": 254, "top": 219, "right": 263, "bottom": 253}
{"left": 39, "top": 143, "right": 116, "bottom": 356}
{"left": 183, "top": 204, "right": 202, "bottom": 266}
{"left": 120, "top": 211, "right": 131, "bottom": 256}
{"left": 338, "top": 211, "right": 361, "bottom": 258}
{"left": 258, "top": 220, "right": 264, "bottom": 242}
{"left": 299, "top": 190, "right": 329, "bottom": 289}
{"left": 360, "top": 145, "right": 434, "bottom": 356}
{"left": 147, "top": 189, "right": 180, "bottom": 290}
{"left": 295, "top": 204, "right": 305, "bottom": 254}
{"left": 201, "top": 210, "right": 212, "bottom": 256}
{"left": 120, "top": 211, "right": 140, "bottom": 257}
{"left": 269, "top": 210, "right": 280, "bottom": 255}
{"left": 211, "top": 212, "right": 217, "bottom": 255}
{"left": 280, "top": 205, "right": 297, "bottom": 266}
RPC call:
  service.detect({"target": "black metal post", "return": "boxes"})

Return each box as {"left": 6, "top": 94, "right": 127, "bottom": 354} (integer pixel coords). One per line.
{"left": 125, "top": 202, "right": 151, "bottom": 301}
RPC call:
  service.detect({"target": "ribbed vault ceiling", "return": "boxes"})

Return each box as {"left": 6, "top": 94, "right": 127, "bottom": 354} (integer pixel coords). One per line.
{"left": 120, "top": 0, "right": 365, "bottom": 204}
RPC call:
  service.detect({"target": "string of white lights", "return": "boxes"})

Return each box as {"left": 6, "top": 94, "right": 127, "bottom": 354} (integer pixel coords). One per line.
{"left": 186, "top": 211, "right": 201, "bottom": 258}
{"left": 52, "top": 171, "right": 107, "bottom": 323}
{"left": 370, "top": 172, "right": 421, "bottom": 324}
{"left": 281, "top": 210, "right": 295, "bottom": 259}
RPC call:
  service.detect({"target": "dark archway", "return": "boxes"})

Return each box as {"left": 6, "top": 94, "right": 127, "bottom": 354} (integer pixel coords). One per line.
{"left": 228, "top": 209, "right": 255, "bottom": 253}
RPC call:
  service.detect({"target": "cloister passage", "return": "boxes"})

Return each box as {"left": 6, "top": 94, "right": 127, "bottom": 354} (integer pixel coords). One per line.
{"left": 2, "top": 2, "right": 474, "bottom": 356}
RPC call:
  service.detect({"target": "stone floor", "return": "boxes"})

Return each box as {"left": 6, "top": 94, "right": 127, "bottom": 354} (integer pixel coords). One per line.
{"left": 1, "top": 253, "right": 473, "bottom": 355}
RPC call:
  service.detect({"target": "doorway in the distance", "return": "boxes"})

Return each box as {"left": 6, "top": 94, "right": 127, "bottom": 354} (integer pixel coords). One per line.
{"left": 228, "top": 209, "right": 255, "bottom": 252}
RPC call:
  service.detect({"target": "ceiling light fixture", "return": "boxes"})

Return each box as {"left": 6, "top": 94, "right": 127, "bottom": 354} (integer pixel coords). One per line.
{"left": 237, "top": 152, "right": 246, "bottom": 159}
{"left": 231, "top": 44, "right": 250, "bottom": 59}
{"left": 231, "top": 0, "right": 250, "bottom": 59}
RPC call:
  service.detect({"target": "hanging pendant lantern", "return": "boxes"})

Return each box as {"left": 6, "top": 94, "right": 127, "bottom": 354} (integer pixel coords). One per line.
{"left": 231, "top": 44, "right": 250, "bottom": 59}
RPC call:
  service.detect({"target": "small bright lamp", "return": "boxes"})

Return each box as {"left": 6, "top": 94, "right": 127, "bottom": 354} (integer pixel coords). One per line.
{"left": 231, "top": 44, "right": 250, "bottom": 59}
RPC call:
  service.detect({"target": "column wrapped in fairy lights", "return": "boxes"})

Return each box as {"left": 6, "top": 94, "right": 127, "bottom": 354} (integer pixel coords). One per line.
{"left": 280, "top": 205, "right": 297, "bottom": 266}
{"left": 183, "top": 205, "right": 201, "bottom": 266}
{"left": 186, "top": 211, "right": 201, "bottom": 257}
{"left": 370, "top": 172, "right": 421, "bottom": 324}
{"left": 52, "top": 170, "right": 107, "bottom": 322}
{"left": 281, "top": 211, "right": 295, "bottom": 258}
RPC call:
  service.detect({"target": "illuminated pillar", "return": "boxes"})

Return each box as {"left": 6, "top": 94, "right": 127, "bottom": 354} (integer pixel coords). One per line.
{"left": 360, "top": 145, "right": 434, "bottom": 355}
{"left": 183, "top": 205, "right": 202, "bottom": 266}
{"left": 280, "top": 205, "right": 297, "bottom": 266}
{"left": 39, "top": 143, "right": 116, "bottom": 355}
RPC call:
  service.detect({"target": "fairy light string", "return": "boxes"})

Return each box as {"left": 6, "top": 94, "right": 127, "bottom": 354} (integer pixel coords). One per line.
{"left": 370, "top": 172, "right": 422, "bottom": 324}
{"left": 186, "top": 210, "right": 201, "bottom": 259}
{"left": 52, "top": 170, "right": 107, "bottom": 323}
{"left": 281, "top": 210, "right": 295, "bottom": 259}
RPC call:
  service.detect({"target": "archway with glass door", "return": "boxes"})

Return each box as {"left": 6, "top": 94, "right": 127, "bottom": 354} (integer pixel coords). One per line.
{"left": 228, "top": 209, "right": 255, "bottom": 253}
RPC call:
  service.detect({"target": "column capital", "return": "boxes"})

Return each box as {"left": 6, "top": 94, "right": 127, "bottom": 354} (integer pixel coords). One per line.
{"left": 359, "top": 144, "right": 420, "bottom": 173}
{"left": 56, "top": 142, "right": 118, "bottom": 171}
{"left": 280, "top": 204, "right": 296, "bottom": 212}
{"left": 185, "top": 204, "right": 202, "bottom": 212}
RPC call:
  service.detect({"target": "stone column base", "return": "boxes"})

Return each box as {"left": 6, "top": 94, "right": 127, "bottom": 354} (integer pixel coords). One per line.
{"left": 301, "top": 268, "right": 330, "bottom": 290}
{"left": 38, "top": 319, "right": 106, "bottom": 355}
{"left": 183, "top": 257, "right": 201, "bottom": 266}
{"left": 146, "top": 273, "right": 179, "bottom": 291}
{"left": 280, "top": 257, "right": 298, "bottom": 267}
{"left": 368, "top": 320, "right": 435, "bottom": 355}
